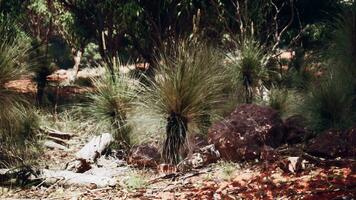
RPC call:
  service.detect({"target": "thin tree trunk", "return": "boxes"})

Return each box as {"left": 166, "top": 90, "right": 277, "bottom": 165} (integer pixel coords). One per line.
{"left": 69, "top": 49, "right": 83, "bottom": 82}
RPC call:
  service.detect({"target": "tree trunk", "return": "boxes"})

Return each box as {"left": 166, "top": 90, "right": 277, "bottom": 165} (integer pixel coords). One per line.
{"left": 163, "top": 112, "right": 188, "bottom": 165}
{"left": 69, "top": 49, "right": 83, "bottom": 82}
{"left": 72, "top": 49, "right": 82, "bottom": 77}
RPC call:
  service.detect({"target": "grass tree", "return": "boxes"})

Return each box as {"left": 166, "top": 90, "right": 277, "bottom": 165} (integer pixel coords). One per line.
{"left": 138, "top": 42, "right": 227, "bottom": 164}
{"left": 228, "top": 38, "right": 269, "bottom": 104}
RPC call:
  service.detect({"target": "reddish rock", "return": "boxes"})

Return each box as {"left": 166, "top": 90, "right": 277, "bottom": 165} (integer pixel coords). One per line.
{"left": 306, "top": 129, "right": 348, "bottom": 158}
{"left": 127, "top": 144, "right": 161, "bottom": 168}
{"left": 284, "top": 115, "right": 309, "bottom": 144}
{"left": 208, "top": 104, "right": 285, "bottom": 162}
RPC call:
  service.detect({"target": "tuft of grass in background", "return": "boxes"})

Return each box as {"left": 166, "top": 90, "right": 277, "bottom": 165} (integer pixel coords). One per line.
{"left": 227, "top": 37, "right": 270, "bottom": 104}
{"left": 0, "top": 19, "right": 41, "bottom": 168}
{"left": 261, "top": 87, "right": 303, "bottom": 118}
{"left": 331, "top": 3, "right": 356, "bottom": 80}
{"left": 135, "top": 41, "right": 227, "bottom": 164}
{"left": 301, "top": 3, "right": 356, "bottom": 133}
{"left": 77, "top": 59, "right": 140, "bottom": 149}
{"left": 302, "top": 71, "right": 355, "bottom": 133}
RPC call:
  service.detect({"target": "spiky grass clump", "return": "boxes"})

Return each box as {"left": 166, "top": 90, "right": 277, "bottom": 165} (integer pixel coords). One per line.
{"left": 0, "top": 106, "right": 41, "bottom": 167}
{"left": 0, "top": 20, "right": 41, "bottom": 167}
{"left": 137, "top": 42, "right": 227, "bottom": 164}
{"left": 303, "top": 71, "right": 355, "bottom": 132}
{"left": 82, "top": 60, "right": 138, "bottom": 148}
{"left": 331, "top": 4, "right": 356, "bottom": 79}
{"left": 264, "top": 87, "right": 302, "bottom": 118}
{"left": 228, "top": 38, "right": 269, "bottom": 103}
{"left": 301, "top": 3, "right": 356, "bottom": 133}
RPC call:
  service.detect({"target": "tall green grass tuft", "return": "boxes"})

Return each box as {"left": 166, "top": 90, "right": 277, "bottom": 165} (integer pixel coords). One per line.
{"left": 136, "top": 42, "right": 227, "bottom": 164}
{"left": 0, "top": 19, "right": 41, "bottom": 168}
{"left": 227, "top": 38, "right": 269, "bottom": 103}
{"left": 331, "top": 3, "right": 356, "bottom": 80}
{"left": 303, "top": 71, "right": 355, "bottom": 132}
{"left": 302, "top": 4, "right": 356, "bottom": 133}
{"left": 264, "top": 87, "right": 302, "bottom": 118}
{"left": 80, "top": 60, "right": 139, "bottom": 148}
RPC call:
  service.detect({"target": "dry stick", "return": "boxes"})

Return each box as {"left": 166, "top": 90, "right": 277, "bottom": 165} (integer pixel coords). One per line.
{"left": 277, "top": 147, "right": 356, "bottom": 168}
{"left": 46, "top": 136, "right": 68, "bottom": 146}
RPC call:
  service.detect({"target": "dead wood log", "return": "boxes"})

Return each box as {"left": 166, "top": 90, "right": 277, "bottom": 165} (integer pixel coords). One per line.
{"left": 39, "top": 169, "right": 116, "bottom": 188}
{"left": 277, "top": 147, "right": 356, "bottom": 169}
{"left": 75, "top": 133, "right": 114, "bottom": 162}
{"left": 0, "top": 167, "right": 38, "bottom": 184}
{"left": 301, "top": 153, "right": 356, "bottom": 169}
{"left": 47, "top": 136, "right": 68, "bottom": 146}
{"left": 41, "top": 127, "right": 74, "bottom": 140}
{"left": 44, "top": 140, "right": 69, "bottom": 151}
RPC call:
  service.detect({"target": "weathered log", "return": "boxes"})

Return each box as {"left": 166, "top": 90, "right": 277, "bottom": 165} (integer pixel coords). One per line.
{"left": 0, "top": 168, "right": 37, "bottom": 184}
{"left": 40, "top": 169, "right": 116, "bottom": 188}
{"left": 41, "top": 127, "right": 74, "bottom": 140}
{"left": 44, "top": 140, "right": 69, "bottom": 151}
{"left": 75, "top": 133, "right": 114, "bottom": 162}
{"left": 47, "top": 136, "right": 68, "bottom": 146}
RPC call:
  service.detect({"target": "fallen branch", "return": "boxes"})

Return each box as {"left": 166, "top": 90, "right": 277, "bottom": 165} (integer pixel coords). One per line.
{"left": 41, "top": 127, "right": 74, "bottom": 140}
{"left": 75, "top": 133, "right": 114, "bottom": 162}
{"left": 47, "top": 136, "right": 68, "bottom": 146}
{"left": 277, "top": 147, "right": 356, "bottom": 168}
{"left": 43, "top": 140, "right": 69, "bottom": 151}
{"left": 301, "top": 153, "right": 356, "bottom": 168}
{"left": 40, "top": 169, "right": 116, "bottom": 188}
{"left": 1, "top": 167, "right": 117, "bottom": 188}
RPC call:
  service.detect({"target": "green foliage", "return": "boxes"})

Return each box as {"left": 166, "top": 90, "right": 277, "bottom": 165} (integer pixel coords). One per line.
{"left": 81, "top": 43, "right": 103, "bottom": 67}
{"left": 302, "top": 3, "right": 356, "bottom": 133}
{"left": 122, "top": 170, "right": 148, "bottom": 191}
{"left": 216, "top": 161, "right": 238, "bottom": 181}
{"left": 228, "top": 38, "right": 269, "bottom": 103}
{"left": 136, "top": 41, "right": 227, "bottom": 164}
{"left": 0, "top": 19, "right": 41, "bottom": 168}
{"left": 303, "top": 71, "right": 355, "bottom": 132}
{"left": 263, "top": 87, "right": 302, "bottom": 118}
{"left": 331, "top": 3, "right": 356, "bottom": 80}
{"left": 81, "top": 60, "right": 138, "bottom": 148}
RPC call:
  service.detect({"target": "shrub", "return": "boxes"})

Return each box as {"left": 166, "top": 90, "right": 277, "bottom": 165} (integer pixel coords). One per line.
{"left": 81, "top": 60, "right": 139, "bottom": 148}
{"left": 136, "top": 41, "right": 227, "bottom": 164}
{"left": 263, "top": 87, "right": 302, "bottom": 118}
{"left": 0, "top": 20, "right": 41, "bottom": 167}
{"left": 331, "top": 3, "right": 356, "bottom": 79}
{"left": 227, "top": 38, "right": 269, "bottom": 103}
{"left": 303, "top": 71, "right": 355, "bottom": 132}
{"left": 302, "top": 3, "right": 356, "bottom": 133}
